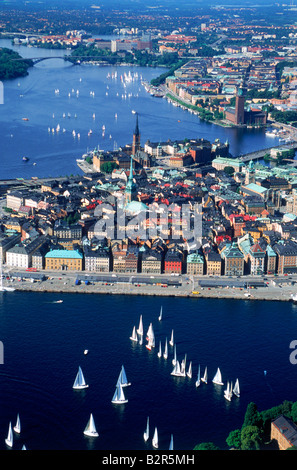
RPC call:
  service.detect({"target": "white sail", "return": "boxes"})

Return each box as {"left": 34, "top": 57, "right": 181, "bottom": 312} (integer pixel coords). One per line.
{"left": 137, "top": 315, "right": 143, "bottom": 336}
{"left": 83, "top": 413, "right": 99, "bottom": 437}
{"left": 212, "top": 367, "right": 224, "bottom": 386}
{"left": 180, "top": 354, "right": 187, "bottom": 377}
{"left": 201, "top": 366, "right": 207, "bottom": 384}
{"left": 172, "top": 344, "right": 177, "bottom": 366}
{"left": 130, "top": 326, "right": 138, "bottom": 342}
{"left": 187, "top": 361, "right": 192, "bottom": 379}
{"left": 5, "top": 422, "right": 13, "bottom": 447}
{"left": 111, "top": 382, "right": 128, "bottom": 404}
{"left": 195, "top": 365, "right": 201, "bottom": 387}
{"left": 152, "top": 427, "right": 158, "bottom": 449}
{"left": 117, "top": 365, "right": 131, "bottom": 387}
{"left": 169, "top": 434, "right": 174, "bottom": 451}
{"left": 233, "top": 378, "right": 240, "bottom": 397}
{"left": 157, "top": 341, "right": 162, "bottom": 358}
{"left": 163, "top": 338, "right": 168, "bottom": 360}
{"left": 224, "top": 381, "right": 233, "bottom": 401}
{"left": 158, "top": 306, "right": 162, "bottom": 321}
{"left": 73, "top": 366, "right": 89, "bottom": 389}
{"left": 169, "top": 329, "right": 174, "bottom": 347}
{"left": 171, "top": 360, "right": 182, "bottom": 376}
{"left": 143, "top": 417, "right": 149, "bottom": 442}
{"left": 13, "top": 414, "right": 21, "bottom": 434}
{"left": 146, "top": 323, "right": 155, "bottom": 350}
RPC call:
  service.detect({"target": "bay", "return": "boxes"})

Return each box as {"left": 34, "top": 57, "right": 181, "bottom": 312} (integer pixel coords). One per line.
{"left": 0, "top": 291, "right": 297, "bottom": 450}
{"left": 0, "top": 39, "right": 282, "bottom": 180}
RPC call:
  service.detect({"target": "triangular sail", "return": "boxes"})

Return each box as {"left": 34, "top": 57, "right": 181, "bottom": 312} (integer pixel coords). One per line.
{"left": 233, "top": 378, "right": 240, "bottom": 397}
{"left": 187, "top": 361, "right": 192, "bottom": 378}
{"left": 158, "top": 306, "right": 162, "bottom": 321}
{"left": 195, "top": 364, "right": 201, "bottom": 387}
{"left": 5, "top": 422, "right": 13, "bottom": 447}
{"left": 169, "top": 329, "right": 174, "bottom": 346}
{"left": 13, "top": 414, "right": 21, "bottom": 434}
{"left": 112, "top": 383, "right": 128, "bottom": 404}
{"left": 143, "top": 416, "right": 149, "bottom": 442}
{"left": 172, "top": 344, "right": 177, "bottom": 365}
{"left": 117, "top": 365, "right": 131, "bottom": 387}
{"left": 163, "top": 338, "right": 168, "bottom": 359}
{"left": 73, "top": 366, "right": 89, "bottom": 389}
{"left": 130, "top": 326, "right": 138, "bottom": 342}
{"left": 83, "top": 413, "right": 99, "bottom": 437}
{"left": 201, "top": 366, "right": 207, "bottom": 384}
{"left": 152, "top": 427, "right": 158, "bottom": 449}
{"left": 212, "top": 367, "right": 224, "bottom": 385}
{"left": 157, "top": 341, "right": 162, "bottom": 358}
{"left": 137, "top": 315, "right": 143, "bottom": 336}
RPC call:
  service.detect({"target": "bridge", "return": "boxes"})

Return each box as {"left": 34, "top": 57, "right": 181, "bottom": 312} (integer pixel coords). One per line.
{"left": 239, "top": 141, "right": 297, "bottom": 164}
{"left": 11, "top": 55, "right": 112, "bottom": 65}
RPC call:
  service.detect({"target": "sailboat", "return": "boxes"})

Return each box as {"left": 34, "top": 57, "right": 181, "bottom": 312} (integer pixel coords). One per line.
{"left": 186, "top": 361, "right": 192, "bottom": 379}
{"left": 136, "top": 315, "right": 143, "bottom": 336}
{"left": 146, "top": 323, "right": 155, "bottom": 350}
{"left": 5, "top": 422, "right": 13, "bottom": 447}
{"left": 212, "top": 367, "right": 224, "bottom": 386}
{"left": 171, "top": 360, "right": 182, "bottom": 377}
{"left": 130, "top": 326, "right": 138, "bottom": 342}
{"left": 201, "top": 366, "right": 208, "bottom": 384}
{"left": 180, "top": 354, "right": 187, "bottom": 377}
{"left": 158, "top": 306, "right": 162, "bottom": 321}
{"left": 224, "top": 381, "right": 233, "bottom": 402}
{"left": 195, "top": 364, "right": 201, "bottom": 387}
{"left": 152, "top": 427, "right": 158, "bottom": 449}
{"left": 73, "top": 366, "right": 89, "bottom": 389}
{"left": 169, "top": 329, "right": 174, "bottom": 347}
{"left": 233, "top": 378, "right": 240, "bottom": 397}
{"left": 13, "top": 414, "right": 21, "bottom": 434}
{"left": 83, "top": 413, "right": 99, "bottom": 437}
{"left": 163, "top": 338, "right": 168, "bottom": 360}
{"left": 169, "top": 434, "right": 174, "bottom": 451}
{"left": 143, "top": 417, "right": 149, "bottom": 442}
{"left": 157, "top": 341, "right": 162, "bottom": 358}
{"left": 172, "top": 344, "right": 177, "bottom": 366}
{"left": 111, "top": 382, "right": 128, "bottom": 404}
{"left": 117, "top": 365, "right": 131, "bottom": 387}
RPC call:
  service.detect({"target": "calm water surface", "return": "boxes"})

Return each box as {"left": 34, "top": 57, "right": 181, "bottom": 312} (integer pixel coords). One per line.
{"left": 0, "top": 39, "right": 284, "bottom": 180}
{"left": 0, "top": 291, "right": 297, "bottom": 450}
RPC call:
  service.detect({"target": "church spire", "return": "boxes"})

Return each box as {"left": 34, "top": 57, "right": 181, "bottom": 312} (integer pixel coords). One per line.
{"left": 132, "top": 113, "right": 141, "bottom": 155}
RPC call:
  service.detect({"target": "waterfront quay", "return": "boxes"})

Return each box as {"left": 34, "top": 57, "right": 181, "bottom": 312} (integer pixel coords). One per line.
{"left": 4, "top": 268, "right": 297, "bottom": 302}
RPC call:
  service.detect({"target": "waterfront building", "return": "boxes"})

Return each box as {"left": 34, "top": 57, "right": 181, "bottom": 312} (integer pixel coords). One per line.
{"left": 141, "top": 250, "right": 163, "bottom": 274}
{"left": 125, "top": 246, "right": 139, "bottom": 273}
{"left": 45, "top": 249, "right": 83, "bottom": 271}
{"left": 186, "top": 252, "right": 204, "bottom": 275}
{"left": 6, "top": 190, "right": 27, "bottom": 212}
{"left": 205, "top": 250, "right": 222, "bottom": 276}
{"left": 84, "top": 246, "right": 110, "bottom": 272}
{"left": 164, "top": 249, "right": 183, "bottom": 274}
{"left": 220, "top": 241, "right": 245, "bottom": 276}
{"left": 273, "top": 240, "right": 297, "bottom": 275}
{"left": 6, "top": 236, "right": 46, "bottom": 269}
{"left": 0, "top": 232, "right": 21, "bottom": 263}
{"left": 248, "top": 242, "right": 266, "bottom": 275}
{"left": 271, "top": 415, "right": 297, "bottom": 450}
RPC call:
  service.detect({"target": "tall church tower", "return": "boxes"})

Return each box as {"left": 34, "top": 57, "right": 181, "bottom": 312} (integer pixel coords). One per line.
{"left": 235, "top": 87, "right": 245, "bottom": 125}
{"left": 132, "top": 113, "right": 141, "bottom": 155}
{"left": 125, "top": 156, "right": 137, "bottom": 206}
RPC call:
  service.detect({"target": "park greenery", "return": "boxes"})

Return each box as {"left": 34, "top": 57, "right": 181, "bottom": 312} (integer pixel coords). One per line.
{"left": 0, "top": 48, "right": 33, "bottom": 80}
{"left": 193, "top": 400, "right": 297, "bottom": 451}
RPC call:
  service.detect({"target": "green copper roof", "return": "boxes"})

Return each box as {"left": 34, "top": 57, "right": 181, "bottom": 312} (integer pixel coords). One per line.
{"left": 45, "top": 249, "right": 83, "bottom": 259}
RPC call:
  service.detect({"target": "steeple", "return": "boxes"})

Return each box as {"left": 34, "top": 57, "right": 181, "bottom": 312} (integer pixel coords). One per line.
{"left": 125, "top": 156, "right": 137, "bottom": 205}
{"left": 132, "top": 113, "right": 141, "bottom": 155}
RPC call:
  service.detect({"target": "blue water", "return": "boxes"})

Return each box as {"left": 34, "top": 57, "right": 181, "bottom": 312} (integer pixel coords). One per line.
{"left": 0, "top": 291, "right": 297, "bottom": 450}
{"left": 0, "top": 39, "right": 284, "bottom": 181}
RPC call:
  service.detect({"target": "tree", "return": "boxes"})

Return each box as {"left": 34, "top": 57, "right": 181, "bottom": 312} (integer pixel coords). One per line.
{"left": 226, "top": 429, "right": 241, "bottom": 449}
{"left": 193, "top": 442, "right": 220, "bottom": 450}
{"left": 242, "top": 402, "right": 263, "bottom": 429}
{"left": 240, "top": 425, "right": 263, "bottom": 450}
{"left": 224, "top": 166, "right": 235, "bottom": 176}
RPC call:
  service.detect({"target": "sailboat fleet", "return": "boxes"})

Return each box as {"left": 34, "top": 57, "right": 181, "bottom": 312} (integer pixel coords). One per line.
{"left": 5, "top": 414, "right": 25, "bottom": 449}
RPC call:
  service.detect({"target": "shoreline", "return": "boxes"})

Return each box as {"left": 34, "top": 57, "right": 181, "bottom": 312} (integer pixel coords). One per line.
{"left": 7, "top": 278, "right": 295, "bottom": 303}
